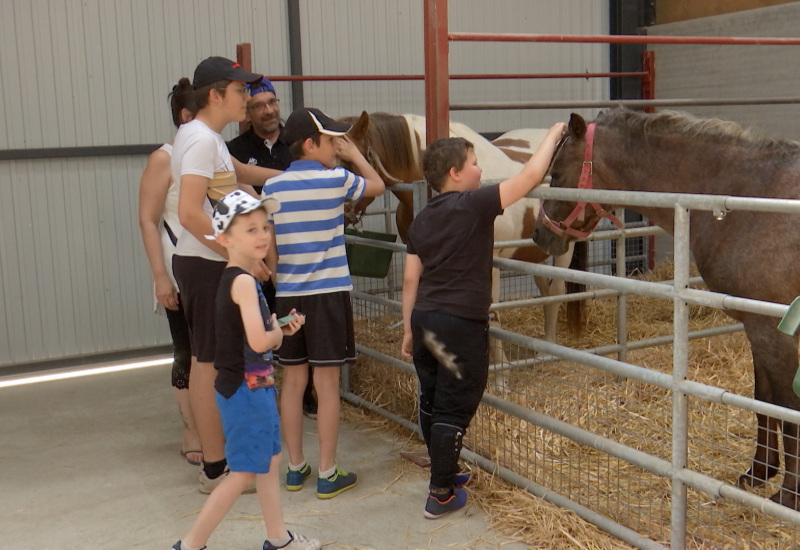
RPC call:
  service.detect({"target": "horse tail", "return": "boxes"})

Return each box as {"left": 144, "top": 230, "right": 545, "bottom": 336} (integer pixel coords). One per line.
{"left": 566, "top": 240, "right": 587, "bottom": 337}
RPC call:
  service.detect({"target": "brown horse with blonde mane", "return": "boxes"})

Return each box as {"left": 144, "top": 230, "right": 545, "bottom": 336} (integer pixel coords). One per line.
{"left": 534, "top": 108, "right": 800, "bottom": 509}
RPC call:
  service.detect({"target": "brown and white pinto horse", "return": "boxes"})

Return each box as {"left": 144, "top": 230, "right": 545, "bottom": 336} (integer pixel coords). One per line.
{"left": 341, "top": 111, "right": 577, "bottom": 352}
{"left": 534, "top": 108, "right": 800, "bottom": 509}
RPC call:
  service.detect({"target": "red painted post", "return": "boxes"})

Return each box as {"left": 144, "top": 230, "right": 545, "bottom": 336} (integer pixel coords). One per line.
{"left": 641, "top": 50, "right": 656, "bottom": 114}
{"left": 424, "top": 0, "right": 450, "bottom": 145}
{"left": 641, "top": 50, "right": 656, "bottom": 270}
{"left": 236, "top": 43, "right": 253, "bottom": 134}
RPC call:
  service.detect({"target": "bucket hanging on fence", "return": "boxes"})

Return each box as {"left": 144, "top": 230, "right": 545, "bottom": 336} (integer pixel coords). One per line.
{"left": 345, "top": 228, "right": 397, "bottom": 278}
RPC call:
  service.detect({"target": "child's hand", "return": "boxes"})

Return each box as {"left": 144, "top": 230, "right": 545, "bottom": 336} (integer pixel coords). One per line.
{"left": 401, "top": 332, "right": 413, "bottom": 359}
{"left": 253, "top": 260, "right": 272, "bottom": 283}
{"left": 548, "top": 122, "right": 568, "bottom": 142}
{"left": 333, "top": 135, "right": 363, "bottom": 163}
{"left": 280, "top": 309, "right": 306, "bottom": 336}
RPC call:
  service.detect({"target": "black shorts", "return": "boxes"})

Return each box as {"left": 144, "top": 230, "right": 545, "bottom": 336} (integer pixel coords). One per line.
{"left": 274, "top": 291, "right": 356, "bottom": 368}
{"left": 172, "top": 255, "right": 226, "bottom": 363}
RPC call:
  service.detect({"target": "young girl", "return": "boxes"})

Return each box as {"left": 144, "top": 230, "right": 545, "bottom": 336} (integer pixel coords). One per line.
{"left": 172, "top": 190, "right": 318, "bottom": 550}
{"left": 171, "top": 56, "right": 283, "bottom": 492}
{"left": 138, "top": 78, "right": 201, "bottom": 466}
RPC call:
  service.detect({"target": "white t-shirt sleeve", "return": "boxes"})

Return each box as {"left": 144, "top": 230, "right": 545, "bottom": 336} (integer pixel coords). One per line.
{"left": 179, "top": 132, "right": 218, "bottom": 179}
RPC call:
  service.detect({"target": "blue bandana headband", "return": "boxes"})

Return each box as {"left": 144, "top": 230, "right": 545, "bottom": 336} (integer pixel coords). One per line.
{"left": 247, "top": 77, "right": 276, "bottom": 97}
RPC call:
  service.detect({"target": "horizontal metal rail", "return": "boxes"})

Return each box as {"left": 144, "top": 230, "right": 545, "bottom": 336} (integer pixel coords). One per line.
{"left": 493, "top": 224, "right": 664, "bottom": 249}
{"left": 451, "top": 97, "right": 800, "bottom": 111}
{"left": 448, "top": 32, "right": 800, "bottom": 46}
{"left": 266, "top": 71, "right": 646, "bottom": 82}
{"left": 494, "top": 257, "right": 788, "bottom": 319}
{"left": 528, "top": 186, "right": 800, "bottom": 215}
{"left": 494, "top": 324, "right": 800, "bottom": 425}
{"left": 491, "top": 323, "right": 745, "bottom": 372}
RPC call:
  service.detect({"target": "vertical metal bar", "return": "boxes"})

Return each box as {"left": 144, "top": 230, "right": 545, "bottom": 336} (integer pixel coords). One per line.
{"left": 642, "top": 51, "right": 656, "bottom": 114}
{"left": 412, "top": 180, "right": 428, "bottom": 216}
{"left": 670, "top": 205, "right": 690, "bottom": 550}
{"left": 423, "top": 0, "right": 450, "bottom": 144}
{"left": 287, "top": 0, "right": 305, "bottom": 109}
{"left": 615, "top": 209, "right": 627, "bottom": 364}
{"left": 383, "top": 190, "right": 396, "bottom": 302}
{"left": 236, "top": 43, "right": 253, "bottom": 135}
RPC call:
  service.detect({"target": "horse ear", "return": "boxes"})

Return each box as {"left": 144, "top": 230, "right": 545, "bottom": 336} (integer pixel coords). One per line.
{"left": 348, "top": 111, "right": 370, "bottom": 142}
{"left": 568, "top": 113, "right": 587, "bottom": 139}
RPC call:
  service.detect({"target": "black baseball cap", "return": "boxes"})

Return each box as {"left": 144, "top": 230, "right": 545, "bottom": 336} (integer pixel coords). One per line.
{"left": 193, "top": 56, "right": 262, "bottom": 89}
{"left": 282, "top": 108, "right": 351, "bottom": 145}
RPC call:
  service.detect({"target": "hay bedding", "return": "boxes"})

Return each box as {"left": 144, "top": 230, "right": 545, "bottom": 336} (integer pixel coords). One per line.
{"left": 349, "top": 261, "right": 798, "bottom": 549}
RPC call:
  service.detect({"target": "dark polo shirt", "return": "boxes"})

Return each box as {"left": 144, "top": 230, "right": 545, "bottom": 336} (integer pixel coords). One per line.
{"left": 227, "top": 126, "right": 293, "bottom": 193}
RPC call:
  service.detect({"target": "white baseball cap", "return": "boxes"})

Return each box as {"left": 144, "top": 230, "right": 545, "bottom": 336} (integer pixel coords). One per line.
{"left": 206, "top": 190, "right": 279, "bottom": 239}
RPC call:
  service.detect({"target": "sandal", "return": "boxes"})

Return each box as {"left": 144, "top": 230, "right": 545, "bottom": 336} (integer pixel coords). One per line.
{"left": 180, "top": 448, "right": 203, "bottom": 466}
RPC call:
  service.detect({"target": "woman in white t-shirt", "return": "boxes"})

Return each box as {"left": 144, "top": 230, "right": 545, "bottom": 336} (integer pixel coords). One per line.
{"left": 171, "top": 57, "right": 282, "bottom": 493}
{"left": 138, "top": 78, "right": 202, "bottom": 467}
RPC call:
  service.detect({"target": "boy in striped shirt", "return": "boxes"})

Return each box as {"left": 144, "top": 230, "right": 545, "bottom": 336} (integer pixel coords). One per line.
{"left": 261, "top": 108, "right": 384, "bottom": 498}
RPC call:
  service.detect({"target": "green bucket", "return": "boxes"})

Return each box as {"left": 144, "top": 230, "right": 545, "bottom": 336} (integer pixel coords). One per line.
{"left": 345, "top": 228, "right": 397, "bottom": 278}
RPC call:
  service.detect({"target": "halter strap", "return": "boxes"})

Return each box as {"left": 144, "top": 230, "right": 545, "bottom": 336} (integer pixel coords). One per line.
{"left": 539, "top": 123, "right": 623, "bottom": 238}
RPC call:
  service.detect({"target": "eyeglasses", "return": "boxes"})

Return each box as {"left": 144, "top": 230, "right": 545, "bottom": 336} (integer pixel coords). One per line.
{"left": 248, "top": 98, "right": 280, "bottom": 111}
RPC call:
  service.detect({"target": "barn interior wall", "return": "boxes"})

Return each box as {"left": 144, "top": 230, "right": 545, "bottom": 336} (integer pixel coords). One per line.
{"left": 647, "top": 2, "right": 800, "bottom": 141}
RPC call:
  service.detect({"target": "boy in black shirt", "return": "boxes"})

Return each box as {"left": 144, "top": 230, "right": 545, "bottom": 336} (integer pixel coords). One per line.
{"left": 401, "top": 123, "right": 566, "bottom": 519}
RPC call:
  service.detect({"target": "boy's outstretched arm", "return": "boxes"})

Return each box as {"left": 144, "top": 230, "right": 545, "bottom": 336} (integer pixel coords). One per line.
{"left": 335, "top": 135, "right": 386, "bottom": 198}
{"left": 232, "top": 157, "right": 282, "bottom": 194}
{"left": 401, "top": 253, "right": 423, "bottom": 359}
{"left": 498, "top": 122, "right": 567, "bottom": 209}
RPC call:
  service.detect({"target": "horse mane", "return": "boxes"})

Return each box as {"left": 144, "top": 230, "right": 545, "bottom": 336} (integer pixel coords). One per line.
{"left": 357, "top": 112, "right": 423, "bottom": 180}
{"left": 595, "top": 108, "right": 800, "bottom": 157}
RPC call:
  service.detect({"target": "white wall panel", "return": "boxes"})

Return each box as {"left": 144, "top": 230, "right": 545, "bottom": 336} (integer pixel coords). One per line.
{"left": 648, "top": 3, "right": 800, "bottom": 140}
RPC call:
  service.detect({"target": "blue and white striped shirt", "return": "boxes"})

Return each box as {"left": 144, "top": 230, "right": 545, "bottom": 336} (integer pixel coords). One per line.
{"left": 262, "top": 160, "right": 366, "bottom": 296}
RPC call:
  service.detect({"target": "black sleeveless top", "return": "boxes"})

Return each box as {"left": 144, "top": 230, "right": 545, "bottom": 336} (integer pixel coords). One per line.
{"left": 214, "top": 266, "right": 275, "bottom": 398}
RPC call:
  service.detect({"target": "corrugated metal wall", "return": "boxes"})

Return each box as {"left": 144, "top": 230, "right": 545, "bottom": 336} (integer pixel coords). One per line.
{"left": 648, "top": 2, "right": 800, "bottom": 140}
{"left": 0, "top": 0, "right": 609, "bottom": 368}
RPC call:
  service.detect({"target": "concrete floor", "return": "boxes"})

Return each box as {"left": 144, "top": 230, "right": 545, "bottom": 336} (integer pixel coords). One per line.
{"left": 0, "top": 359, "right": 531, "bottom": 550}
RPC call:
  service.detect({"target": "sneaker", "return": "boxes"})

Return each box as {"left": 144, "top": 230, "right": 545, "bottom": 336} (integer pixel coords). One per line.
{"left": 285, "top": 463, "right": 312, "bottom": 491}
{"left": 263, "top": 531, "right": 321, "bottom": 550}
{"left": 302, "top": 393, "right": 318, "bottom": 420}
{"left": 171, "top": 542, "right": 206, "bottom": 550}
{"left": 199, "top": 467, "right": 256, "bottom": 495}
{"left": 424, "top": 487, "right": 467, "bottom": 519}
{"left": 316, "top": 466, "right": 358, "bottom": 499}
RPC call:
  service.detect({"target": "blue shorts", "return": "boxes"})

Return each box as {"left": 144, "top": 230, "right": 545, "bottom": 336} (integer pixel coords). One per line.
{"left": 216, "top": 383, "right": 281, "bottom": 474}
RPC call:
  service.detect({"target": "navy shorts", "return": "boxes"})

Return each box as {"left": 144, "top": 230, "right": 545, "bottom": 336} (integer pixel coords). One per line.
{"left": 274, "top": 291, "right": 356, "bottom": 368}
{"left": 172, "top": 255, "right": 226, "bottom": 363}
{"left": 216, "top": 383, "right": 281, "bottom": 474}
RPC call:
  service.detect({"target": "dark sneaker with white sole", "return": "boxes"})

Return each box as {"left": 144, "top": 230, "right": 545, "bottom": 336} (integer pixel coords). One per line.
{"left": 285, "top": 463, "right": 313, "bottom": 491}
{"left": 424, "top": 487, "right": 467, "bottom": 519}
{"left": 316, "top": 466, "right": 357, "bottom": 499}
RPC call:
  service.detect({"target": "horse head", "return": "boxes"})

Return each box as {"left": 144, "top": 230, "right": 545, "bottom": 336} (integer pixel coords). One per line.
{"left": 534, "top": 112, "right": 622, "bottom": 256}
{"left": 339, "top": 111, "right": 373, "bottom": 226}
{"left": 339, "top": 111, "right": 422, "bottom": 241}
